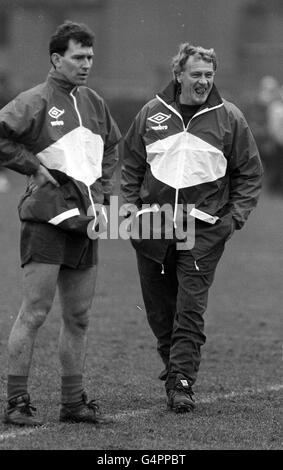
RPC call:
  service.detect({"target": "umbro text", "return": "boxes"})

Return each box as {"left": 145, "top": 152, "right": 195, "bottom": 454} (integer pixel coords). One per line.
{"left": 50, "top": 120, "right": 64, "bottom": 126}
{"left": 151, "top": 124, "right": 168, "bottom": 130}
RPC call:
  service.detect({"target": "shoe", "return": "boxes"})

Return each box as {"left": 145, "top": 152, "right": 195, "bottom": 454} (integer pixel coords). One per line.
{"left": 167, "top": 374, "right": 195, "bottom": 413}
{"left": 59, "top": 392, "right": 112, "bottom": 424}
{"left": 3, "top": 393, "right": 43, "bottom": 426}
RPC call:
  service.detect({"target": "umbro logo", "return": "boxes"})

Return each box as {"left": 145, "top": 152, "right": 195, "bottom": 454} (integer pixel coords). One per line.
{"left": 48, "top": 106, "right": 65, "bottom": 126}
{"left": 49, "top": 106, "right": 65, "bottom": 119}
{"left": 181, "top": 379, "right": 189, "bottom": 387}
{"left": 148, "top": 112, "right": 171, "bottom": 124}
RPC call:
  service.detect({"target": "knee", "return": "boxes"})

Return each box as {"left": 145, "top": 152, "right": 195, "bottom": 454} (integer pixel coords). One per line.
{"left": 63, "top": 307, "right": 90, "bottom": 333}
{"left": 20, "top": 295, "right": 53, "bottom": 330}
{"left": 19, "top": 305, "right": 49, "bottom": 330}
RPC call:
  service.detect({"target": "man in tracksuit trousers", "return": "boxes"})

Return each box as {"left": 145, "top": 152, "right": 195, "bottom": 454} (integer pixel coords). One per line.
{"left": 121, "top": 43, "right": 263, "bottom": 413}
{"left": 0, "top": 21, "right": 121, "bottom": 426}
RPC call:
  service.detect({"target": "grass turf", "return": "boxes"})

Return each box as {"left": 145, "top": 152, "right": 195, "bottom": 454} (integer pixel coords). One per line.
{"left": 0, "top": 171, "right": 282, "bottom": 450}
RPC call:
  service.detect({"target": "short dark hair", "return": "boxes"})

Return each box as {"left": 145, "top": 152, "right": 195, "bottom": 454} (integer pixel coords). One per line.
{"left": 49, "top": 20, "right": 95, "bottom": 57}
{"left": 172, "top": 43, "right": 217, "bottom": 81}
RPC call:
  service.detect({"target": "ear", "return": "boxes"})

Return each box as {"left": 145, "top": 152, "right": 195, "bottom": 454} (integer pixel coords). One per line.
{"left": 51, "top": 53, "right": 62, "bottom": 69}
{"left": 176, "top": 73, "right": 182, "bottom": 84}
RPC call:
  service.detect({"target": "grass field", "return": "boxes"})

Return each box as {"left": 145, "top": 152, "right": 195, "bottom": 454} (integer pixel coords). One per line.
{"left": 0, "top": 171, "right": 282, "bottom": 450}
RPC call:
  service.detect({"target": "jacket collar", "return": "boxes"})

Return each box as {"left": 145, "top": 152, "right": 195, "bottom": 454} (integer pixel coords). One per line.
{"left": 157, "top": 80, "right": 223, "bottom": 111}
{"left": 47, "top": 69, "right": 78, "bottom": 93}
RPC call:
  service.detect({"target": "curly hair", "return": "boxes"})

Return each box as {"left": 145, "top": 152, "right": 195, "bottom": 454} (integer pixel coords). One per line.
{"left": 172, "top": 43, "right": 217, "bottom": 81}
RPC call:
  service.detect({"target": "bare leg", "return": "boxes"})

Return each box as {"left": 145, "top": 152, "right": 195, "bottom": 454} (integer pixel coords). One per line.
{"left": 8, "top": 262, "right": 60, "bottom": 375}
{"left": 58, "top": 266, "right": 97, "bottom": 376}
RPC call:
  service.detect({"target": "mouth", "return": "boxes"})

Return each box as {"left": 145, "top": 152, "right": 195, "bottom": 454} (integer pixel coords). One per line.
{"left": 194, "top": 87, "right": 208, "bottom": 97}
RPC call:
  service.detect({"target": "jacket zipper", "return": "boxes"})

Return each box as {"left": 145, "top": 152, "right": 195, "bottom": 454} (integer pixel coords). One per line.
{"left": 156, "top": 97, "right": 186, "bottom": 227}
{"left": 70, "top": 87, "right": 97, "bottom": 227}
{"left": 156, "top": 94, "right": 224, "bottom": 131}
{"left": 156, "top": 95, "right": 186, "bottom": 130}
{"left": 70, "top": 87, "right": 82, "bottom": 126}
{"left": 156, "top": 95, "right": 224, "bottom": 231}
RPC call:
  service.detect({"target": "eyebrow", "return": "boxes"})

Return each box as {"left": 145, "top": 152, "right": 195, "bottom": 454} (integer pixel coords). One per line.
{"left": 191, "top": 71, "right": 214, "bottom": 75}
{"left": 72, "top": 53, "right": 94, "bottom": 59}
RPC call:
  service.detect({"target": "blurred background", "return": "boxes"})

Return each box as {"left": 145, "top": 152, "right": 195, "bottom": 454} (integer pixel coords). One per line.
{"left": 1, "top": 0, "right": 283, "bottom": 193}
{"left": 0, "top": 4, "right": 282, "bottom": 448}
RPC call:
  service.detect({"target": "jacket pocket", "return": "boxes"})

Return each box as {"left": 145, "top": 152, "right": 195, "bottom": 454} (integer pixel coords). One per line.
{"left": 18, "top": 182, "right": 94, "bottom": 234}
{"left": 221, "top": 212, "right": 235, "bottom": 241}
{"left": 191, "top": 212, "right": 234, "bottom": 260}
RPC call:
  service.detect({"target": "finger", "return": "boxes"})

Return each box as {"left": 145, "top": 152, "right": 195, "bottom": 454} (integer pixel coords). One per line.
{"left": 39, "top": 166, "right": 60, "bottom": 187}
{"left": 46, "top": 173, "right": 60, "bottom": 187}
{"left": 29, "top": 183, "right": 38, "bottom": 192}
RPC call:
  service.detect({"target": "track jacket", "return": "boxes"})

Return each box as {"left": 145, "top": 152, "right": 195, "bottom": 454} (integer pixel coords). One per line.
{"left": 0, "top": 70, "right": 121, "bottom": 233}
{"left": 121, "top": 81, "right": 263, "bottom": 262}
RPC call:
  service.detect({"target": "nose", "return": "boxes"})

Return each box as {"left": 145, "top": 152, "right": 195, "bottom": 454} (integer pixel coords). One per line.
{"left": 198, "top": 76, "right": 207, "bottom": 86}
{"left": 82, "top": 58, "right": 91, "bottom": 70}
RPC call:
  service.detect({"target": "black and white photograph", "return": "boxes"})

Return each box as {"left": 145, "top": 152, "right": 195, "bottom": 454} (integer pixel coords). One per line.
{"left": 0, "top": 0, "right": 282, "bottom": 454}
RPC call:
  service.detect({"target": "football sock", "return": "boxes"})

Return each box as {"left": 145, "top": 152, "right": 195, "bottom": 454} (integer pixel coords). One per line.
{"left": 7, "top": 375, "right": 28, "bottom": 402}
{"left": 61, "top": 375, "right": 84, "bottom": 405}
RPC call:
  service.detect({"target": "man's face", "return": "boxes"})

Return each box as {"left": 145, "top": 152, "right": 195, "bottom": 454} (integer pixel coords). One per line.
{"left": 54, "top": 39, "right": 94, "bottom": 85}
{"left": 178, "top": 56, "right": 215, "bottom": 105}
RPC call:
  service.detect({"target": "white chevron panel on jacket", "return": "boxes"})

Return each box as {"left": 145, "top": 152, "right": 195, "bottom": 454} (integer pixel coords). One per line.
{"left": 146, "top": 131, "right": 227, "bottom": 189}
{"left": 37, "top": 127, "right": 104, "bottom": 186}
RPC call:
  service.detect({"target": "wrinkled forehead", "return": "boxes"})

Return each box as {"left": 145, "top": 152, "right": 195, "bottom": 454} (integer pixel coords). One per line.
{"left": 184, "top": 55, "right": 215, "bottom": 73}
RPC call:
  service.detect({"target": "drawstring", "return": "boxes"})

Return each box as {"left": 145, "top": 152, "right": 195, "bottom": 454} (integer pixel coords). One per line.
{"left": 87, "top": 185, "right": 97, "bottom": 230}
{"left": 101, "top": 205, "right": 108, "bottom": 224}
{"left": 161, "top": 264, "right": 165, "bottom": 275}
{"left": 87, "top": 187, "right": 108, "bottom": 231}
{"left": 173, "top": 188, "right": 179, "bottom": 229}
{"left": 135, "top": 203, "right": 160, "bottom": 218}
{"left": 194, "top": 260, "right": 200, "bottom": 271}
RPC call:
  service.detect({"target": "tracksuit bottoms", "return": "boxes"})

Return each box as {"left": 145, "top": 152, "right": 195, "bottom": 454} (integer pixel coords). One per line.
{"left": 136, "top": 242, "right": 225, "bottom": 391}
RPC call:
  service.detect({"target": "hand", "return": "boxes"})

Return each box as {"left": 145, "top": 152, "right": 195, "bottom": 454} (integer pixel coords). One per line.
{"left": 120, "top": 203, "right": 138, "bottom": 218}
{"left": 30, "top": 165, "right": 59, "bottom": 191}
{"left": 225, "top": 215, "right": 237, "bottom": 241}
{"left": 119, "top": 204, "right": 139, "bottom": 233}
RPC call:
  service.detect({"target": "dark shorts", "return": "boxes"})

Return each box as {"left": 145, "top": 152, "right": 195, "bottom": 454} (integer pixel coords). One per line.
{"left": 20, "top": 222, "right": 98, "bottom": 269}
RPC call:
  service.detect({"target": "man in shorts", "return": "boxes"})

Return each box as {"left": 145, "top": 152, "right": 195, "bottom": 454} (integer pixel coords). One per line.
{"left": 0, "top": 21, "right": 121, "bottom": 426}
